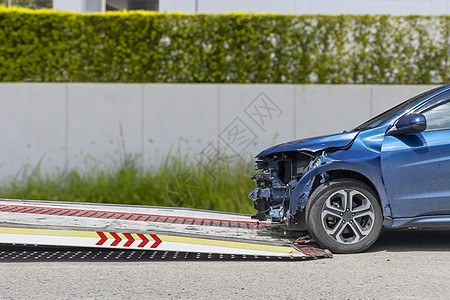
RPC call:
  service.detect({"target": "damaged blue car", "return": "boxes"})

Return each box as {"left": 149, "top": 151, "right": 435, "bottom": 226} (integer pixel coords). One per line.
{"left": 250, "top": 85, "right": 450, "bottom": 253}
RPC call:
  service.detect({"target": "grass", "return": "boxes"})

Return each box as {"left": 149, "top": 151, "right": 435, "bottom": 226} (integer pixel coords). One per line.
{"left": 0, "top": 156, "right": 257, "bottom": 214}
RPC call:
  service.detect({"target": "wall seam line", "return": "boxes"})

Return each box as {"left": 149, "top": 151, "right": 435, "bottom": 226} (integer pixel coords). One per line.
{"left": 217, "top": 85, "right": 220, "bottom": 150}
{"left": 370, "top": 85, "right": 374, "bottom": 117}
{"left": 293, "top": 85, "right": 296, "bottom": 139}
{"left": 65, "top": 84, "right": 69, "bottom": 171}
{"left": 141, "top": 85, "right": 145, "bottom": 169}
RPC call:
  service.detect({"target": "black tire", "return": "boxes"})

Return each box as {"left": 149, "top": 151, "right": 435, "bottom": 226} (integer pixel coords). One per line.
{"left": 305, "top": 179, "right": 382, "bottom": 254}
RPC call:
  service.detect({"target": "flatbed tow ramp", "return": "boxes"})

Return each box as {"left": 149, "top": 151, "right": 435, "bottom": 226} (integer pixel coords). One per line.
{"left": 0, "top": 199, "right": 331, "bottom": 260}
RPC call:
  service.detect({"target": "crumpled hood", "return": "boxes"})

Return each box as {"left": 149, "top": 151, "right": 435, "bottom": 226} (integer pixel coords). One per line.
{"left": 256, "top": 131, "right": 359, "bottom": 157}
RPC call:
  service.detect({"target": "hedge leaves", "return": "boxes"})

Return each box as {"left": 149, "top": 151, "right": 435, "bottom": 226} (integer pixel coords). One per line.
{"left": 0, "top": 7, "right": 449, "bottom": 83}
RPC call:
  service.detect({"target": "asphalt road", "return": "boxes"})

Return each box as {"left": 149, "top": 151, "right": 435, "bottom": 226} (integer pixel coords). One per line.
{"left": 1, "top": 229, "right": 449, "bottom": 300}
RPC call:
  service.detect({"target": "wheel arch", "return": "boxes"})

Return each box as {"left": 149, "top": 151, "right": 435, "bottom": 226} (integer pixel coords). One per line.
{"left": 324, "top": 170, "right": 381, "bottom": 208}
{"left": 290, "top": 161, "right": 391, "bottom": 218}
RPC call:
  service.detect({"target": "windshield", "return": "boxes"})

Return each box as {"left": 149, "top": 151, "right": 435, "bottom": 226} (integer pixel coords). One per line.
{"left": 352, "top": 86, "right": 446, "bottom": 131}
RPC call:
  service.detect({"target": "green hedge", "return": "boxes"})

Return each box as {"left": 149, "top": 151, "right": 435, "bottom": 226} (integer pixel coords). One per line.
{"left": 0, "top": 7, "right": 449, "bottom": 83}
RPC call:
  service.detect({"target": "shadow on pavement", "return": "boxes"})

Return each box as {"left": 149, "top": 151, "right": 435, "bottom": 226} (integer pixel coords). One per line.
{"left": 368, "top": 229, "right": 450, "bottom": 252}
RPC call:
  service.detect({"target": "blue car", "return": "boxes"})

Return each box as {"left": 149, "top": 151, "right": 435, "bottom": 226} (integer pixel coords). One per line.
{"left": 250, "top": 85, "right": 450, "bottom": 253}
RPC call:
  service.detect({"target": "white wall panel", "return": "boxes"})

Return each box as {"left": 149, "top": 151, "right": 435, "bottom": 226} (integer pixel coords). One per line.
{"left": 0, "top": 83, "right": 439, "bottom": 179}
{"left": 309, "top": 0, "right": 433, "bottom": 15}
{"left": 199, "top": 0, "right": 296, "bottom": 13}
{"left": 296, "top": 85, "right": 371, "bottom": 138}
{"left": 143, "top": 84, "right": 218, "bottom": 165}
{"left": 66, "top": 84, "right": 141, "bottom": 171}
{"left": 173, "top": 0, "right": 197, "bottom": 12}
{"left": 217, "top": 85, "right": 295, "bottom": 158}
{"left": 54, "top": 0, "right": 105, "bottom": 12}
{"left": 53, "top": 0, "right": 85, "bottom": 12}
{"left": 160, "top": 0, "right": 449, "bottom": 15}
{"left": 371, "top": 85, "right": 437, "bottom": 117}
{"left": 0, "top": 84, "right": 66, "bottom": 180}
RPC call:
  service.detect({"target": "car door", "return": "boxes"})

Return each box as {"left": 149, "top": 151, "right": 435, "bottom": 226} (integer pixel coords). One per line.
{"left": 381, "top": 92, "right": 450, "bottom": 218}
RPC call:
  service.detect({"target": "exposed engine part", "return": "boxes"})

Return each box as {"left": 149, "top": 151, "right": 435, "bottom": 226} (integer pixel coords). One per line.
{"left": 250, "top": 152, "right": 322, "bottom": 224}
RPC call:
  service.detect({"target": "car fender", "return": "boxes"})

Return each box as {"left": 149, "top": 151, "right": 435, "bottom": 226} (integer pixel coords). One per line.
{"left": 290, "top": 161, "right": 391, "bottom": 217}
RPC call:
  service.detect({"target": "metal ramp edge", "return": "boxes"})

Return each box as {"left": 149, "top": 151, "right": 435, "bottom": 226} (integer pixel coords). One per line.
{"left": 0, "top": 199, "right": 331, "bottom": 259}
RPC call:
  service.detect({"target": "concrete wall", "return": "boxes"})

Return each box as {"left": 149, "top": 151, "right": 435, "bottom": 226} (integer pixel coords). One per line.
{"left": 53, "top": 0, "right": 106, "bottom": 12}
{"left": 160, "top": 0, "right": 450, "bottom": 15}
{"left": 53, "top": 0, "right": 450, "bottom": 15}
{"left": 0, "top": 84, "right": 436, "bottom": 179}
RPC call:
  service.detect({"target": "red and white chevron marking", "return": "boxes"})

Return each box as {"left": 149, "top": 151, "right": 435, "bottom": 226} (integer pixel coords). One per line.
{"left": 96, "top": 232, "right": 162, "bottom": 248}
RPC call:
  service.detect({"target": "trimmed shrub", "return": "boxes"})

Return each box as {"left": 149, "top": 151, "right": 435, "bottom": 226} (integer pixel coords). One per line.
{"left": 0, "top": 7, "right": 449, "bottom": 83}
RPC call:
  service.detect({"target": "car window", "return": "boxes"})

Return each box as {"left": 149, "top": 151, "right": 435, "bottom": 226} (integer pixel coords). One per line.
{"left": 421, "top": 100, "right": 450, "bottom": 131}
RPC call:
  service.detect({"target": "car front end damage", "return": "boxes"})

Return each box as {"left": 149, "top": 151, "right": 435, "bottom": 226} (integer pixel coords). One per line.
{"left": 248, "top": 131, "right": 359, "bottom": 228}
{"left": 248, "top": 85, "right": 450, "bottom": 252}
{"left": 249, "top": 151, "right": 324, "bottom": 226}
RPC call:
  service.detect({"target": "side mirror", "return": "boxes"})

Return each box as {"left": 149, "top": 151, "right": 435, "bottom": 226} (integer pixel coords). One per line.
{"left": 386, "top": 113, "right": 427, "bottom": 136}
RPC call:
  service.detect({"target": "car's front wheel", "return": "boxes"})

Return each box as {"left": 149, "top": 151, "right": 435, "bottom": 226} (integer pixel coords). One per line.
{"left": 305, "top": 179, "right": 382, "bottom": 253}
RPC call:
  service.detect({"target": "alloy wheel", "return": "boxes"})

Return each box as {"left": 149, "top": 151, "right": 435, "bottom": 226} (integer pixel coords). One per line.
{"left": 321, "top": 189, "right": 375, "bottom": 244}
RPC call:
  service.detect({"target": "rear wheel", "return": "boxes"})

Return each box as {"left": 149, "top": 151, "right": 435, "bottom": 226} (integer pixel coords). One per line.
{"left": 306, "top": 179, "right": 382, "bottom": 253}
